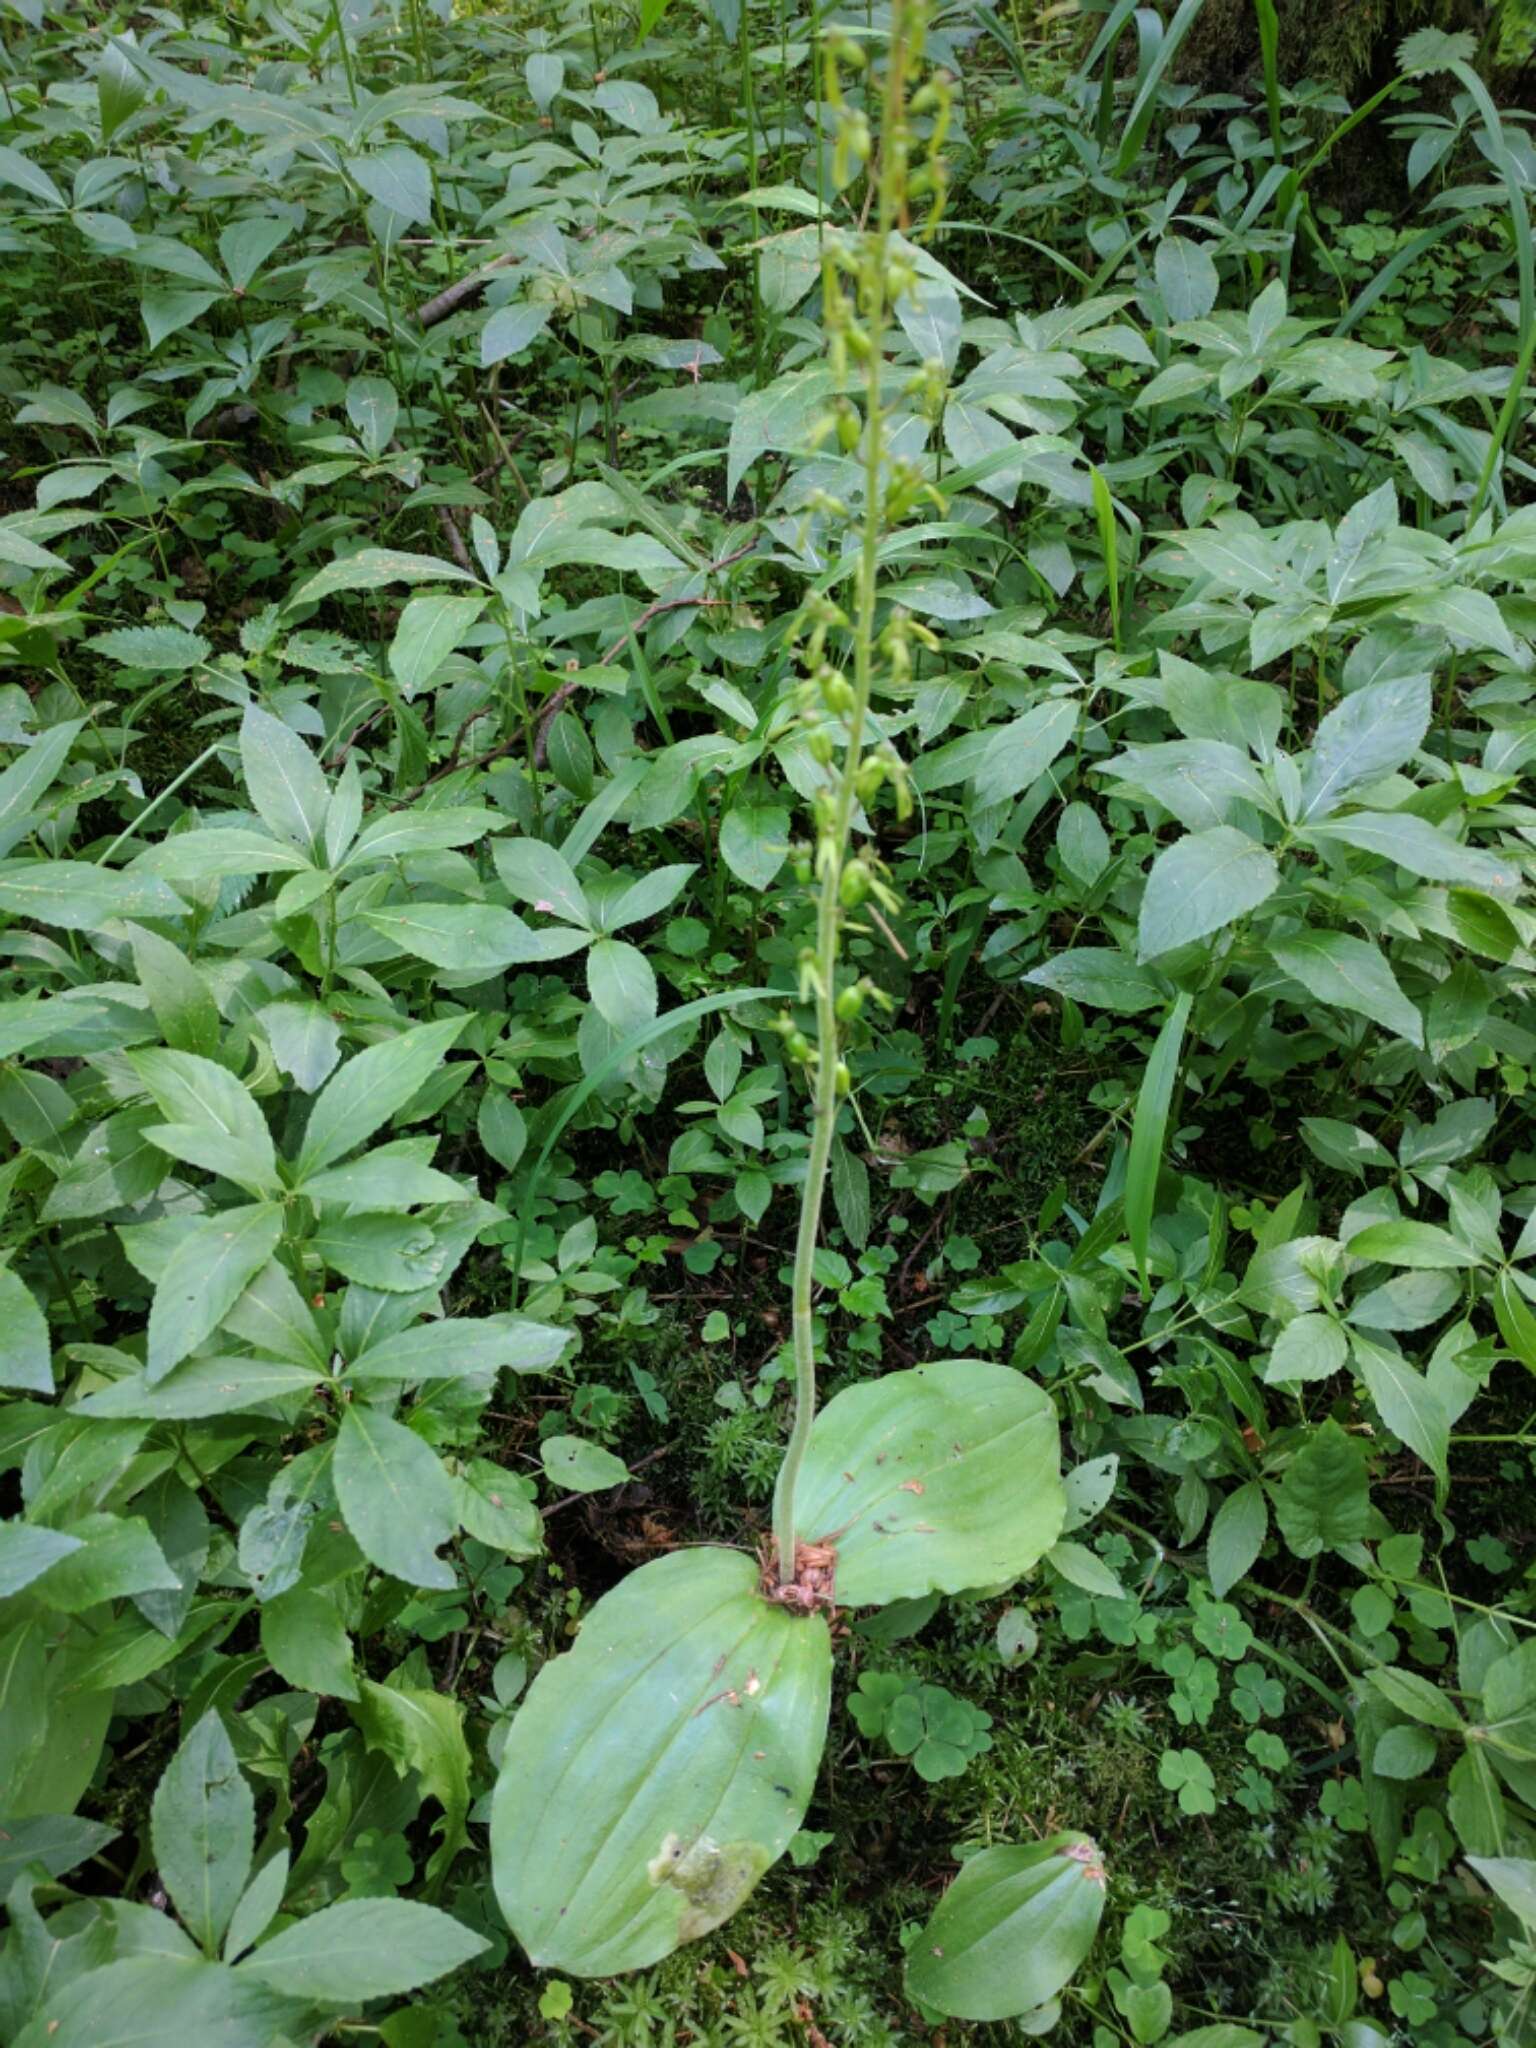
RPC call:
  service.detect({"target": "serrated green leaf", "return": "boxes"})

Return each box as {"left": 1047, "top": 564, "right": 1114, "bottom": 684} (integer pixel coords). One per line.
{"left": 334, "top": 1403, "right": 456, "bottom": 1589}
{"left": 150, "top": 1711, "right": 253, "bottom": 1954}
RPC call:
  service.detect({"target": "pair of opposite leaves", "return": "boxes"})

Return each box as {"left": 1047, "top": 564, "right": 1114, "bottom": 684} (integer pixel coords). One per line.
{"left": 489, "top": 1359, "right": 1105, "bottom": 2016}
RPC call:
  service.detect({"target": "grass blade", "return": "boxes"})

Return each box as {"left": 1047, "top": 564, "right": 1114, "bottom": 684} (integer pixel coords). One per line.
{"left": 1126, "top": 990, "right": 1192, "bottom": 1293}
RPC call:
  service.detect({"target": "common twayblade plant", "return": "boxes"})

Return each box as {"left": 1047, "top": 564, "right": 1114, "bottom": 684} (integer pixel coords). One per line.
{"left": 487, "top": 0, "right": 1091, "bottom": 2003}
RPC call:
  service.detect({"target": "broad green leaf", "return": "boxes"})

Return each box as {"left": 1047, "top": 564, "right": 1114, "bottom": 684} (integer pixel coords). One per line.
{"left": 906, "top": 1834, "right": 1107, "bottom": 2020}
{"left": 303, "top": 1154, "right": 470, "bottom": 1213}
{"left": 0, "top": 1265, "right": 51, "bottom": 1392}
{"left": 1367, "top": 1665, "right": 1464, "bottom": 1728}
{"left": 540, "top": 1435, "right": 630, "bottom": 1493}
{"left": 0, "top": 718, "right": 83, "bottom": 858}
{"left": 1299, "top": 675, "right": 1431, "bottom": 821}
{"left": 1156, "top": 233, "right": 1219, "bottom": 321}
{"left": 718, "top": 804, "right": 790, "bottom": 891}
{"left": 1467, "top": 1856, "right": 1536, "bottom": 1928}
{"left": 792, "top": 1360, "right": 1064, "bottom": 1605}
{"left": 1347, "top": 1219, "right": 1482, "bottom": 1269}
{"left": 587, "top": 937, "right": 657, "bottom": 1034}
{"left": 342, "top": 806, "right": 500, "bottom": 868}
{"left": 1126, "top": 992, "right": 1190, "bottom": 1291}
{"left": 1265, "top": 1312, "right": 1349, "bottom": 1385}
{"left": 1206, "top": 1482, "right": 1267, "bottom": 1598}
{"left": 146, "top": 1205, "right": 284, "bottom": 1382}
{"left": 260, "top": 1588, "right": 358, "bottom": 1700}
{"left": 237, "top": 1897, "right": 487, "bottom": 2002}
{"left": 351, "top": 1678, "right": 473, "bottom": 1882}
{"left": 350, "top": 143, "right": 433, "bottom": 223}
{"left": 526, "top": 51, "right": 564, "bottom": 109}
{"left": 128, "top": 1048, "right": 278, "bottom": 1194}
{"left": 150, "top": 1711, "right": 253, "bottom": 1954}
{"left": 388, "top": 593, "right": 488, "bottom": 697}
{"left": 348, "top": 1316, "right": 566, "bottom": 1382}
{"left": 12, "top": 1956, "right": 284, "bottom": 2048}
{"left": 727, "top": 364, "right": 838, "bottom": 499}
{"left": 482, "top": 300, "right": 554, "bottom": 366}
{"left": 1398, "top": 584, "right": 1518, "bottom": 659}
{"left": 0, "top": 1520, "right": 82, "bottom": 1596}
{"left": 86, "top": 625, "right": 209, "bottom": 673}
{"left": 478, "top": 1089, "right": 527, "bottom": 1171}
{"left": 130, "top": 927, "right": 221, "bottom": 1058}
{"left": 1325, "top": 480, "right": 1396, "bottom": 602}
{"left": 1047, "top": 1540, "right": 1126, "bottom": 1598}
{"left": 142, "top": 290, "right": 221, "bottom": 350}
{"left": 0, "top": 143, "right": 66, "bottom": 209}
{"left": 492, "top": 1546, "right": 831, "bottom": 1974}
{"left": 30, "top": 1513, "right": 179, "bottom": 1612}
{"left": 492, "top": 837, "right": 590, "bottom": 927}
{"left": 1268, "top": 929, "right": 1422, "bottom": 1046}
{"left": 224, "top": 1260, "right": 326, "bottom": 1369}
{"left": 219, "top": 215, "right": 292, "bottom": 291}
{"left": 239, "top": 704, "right": 331, "bottom": 857}
{"left": 345, "top": 372, "right": 398, "bottom": 456}
{"left": 1025, "top": 950, "right": 1166, "bottom": 1014}
{"left": 1308, "top": 812, "right": 1518, "bottom": 895}
{"left": 223, "top": 1849, "right": 290, "bottom": 1963}
{"left": 0, "top": 1814, "right": 117, "bottom": 1890}
{"left": 76, "top": 1355, "right": 321, "bottom": 1420}
{"left": 334, "top": 1403, "right": 457, "bottom": 1589}
{"left": 132, "top": 827, "right": 311, "bottom": 880}
{"left": 1494, "top": 1269, "right": 1536, "bottom": 1374}
{"left": 361, "top": 902, "right": 585, "bottom": 976}
{"left": 606, "top": 862, "right": 698, "bottom": 931}
{"left": 972, "top": 698, "right": 1078, "bottom": 809}
{"left": 296, "top": 1016, "right": 465, "bottom": 1178}
{"left": 257, "top": 1000, "right": 342, "bottom": 1092}
{"left": 287, "top": 547, "right": 477, "bottom": 610}
{"left": 1272, "top": 1418, "right": 1371, "bottom": 1558}
{"left": 0, "top": 860, "right": 185, "bottom": 931}
{"left": 1352, "top": 1334, "right": 1449, "bottom": 1480}
{"left": 1138, "top": 827, "right": 1279, "bottom": 960}
{"left": 454, "top": 1459, "right": 543, "bottom": 1556}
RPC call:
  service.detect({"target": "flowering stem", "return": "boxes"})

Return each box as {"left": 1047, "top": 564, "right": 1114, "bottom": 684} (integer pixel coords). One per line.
{"left": 773, "top": 10, "right": 912, "bottom": 1587}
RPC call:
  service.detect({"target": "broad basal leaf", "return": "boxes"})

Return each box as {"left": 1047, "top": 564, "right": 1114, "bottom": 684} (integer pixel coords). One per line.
{"left": 492, "top": 1546, "right": 830, "bottom": 1976}
{"left": 792, "top": 1360, "right": 1064, "bottom": 1606}
{"left": 906, "top": 1834, "right": 1107, "bottom": 2020}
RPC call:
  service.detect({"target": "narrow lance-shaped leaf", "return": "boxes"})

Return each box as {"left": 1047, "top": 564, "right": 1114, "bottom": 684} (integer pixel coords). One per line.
{"left": 296, "top": 1016, "right": 465, "bottom": 1179}
{"left": 1126, "top": 991, "right": 1191, "bottom": 1293}
{"left": 146, "top": 1205, "right": 284, "bottom": 1383}
{"left": 149, "top": 1711, "right": 253, "bottom": 1955}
